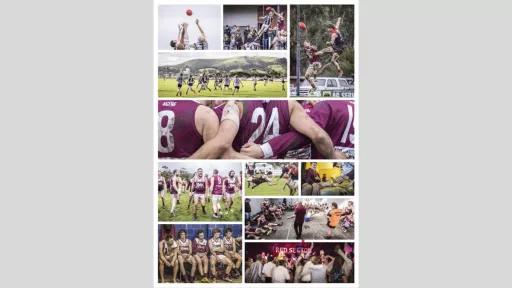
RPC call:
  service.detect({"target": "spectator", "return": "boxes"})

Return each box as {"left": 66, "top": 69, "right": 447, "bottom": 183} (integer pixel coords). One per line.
{"left": 262, "top": 256, "right": 276, "bottom": 283}
{"left": 271, "top": 260, "right": 291, "bottom": 283}
{"left": 294, "top": 202, "right": 307, "bottom": 239}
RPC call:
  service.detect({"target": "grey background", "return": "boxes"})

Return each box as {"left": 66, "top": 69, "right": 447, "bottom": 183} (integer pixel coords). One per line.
{"left": 0, "top": 0, "right": 511, "bottom": 287}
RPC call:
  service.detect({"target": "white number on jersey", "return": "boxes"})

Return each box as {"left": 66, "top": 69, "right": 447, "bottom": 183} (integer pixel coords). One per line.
{"left": 158, "top": 110, "right": 175, "bottom": 153}
{"left": 341, "top": 104, "right": 354, "bottom": 144}
{"left": 249, "top": 107, "right": 280, "bottom": 143}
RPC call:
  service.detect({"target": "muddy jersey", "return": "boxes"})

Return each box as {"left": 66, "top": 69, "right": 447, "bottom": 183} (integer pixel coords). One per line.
{"left": 158, "top": 176, "right": 165, "bottom": 191}
{"left": 178, "top": 239, "right": 191, "bottom": 254}
{"left": 223, "top": 237, "right": 235, "bottom": 252}
{"left": 306, "top": 47, "right": 320, "bottom": 64}
{"left": 211, "top": 175, "right": 223, "bottom": 195}
{"left": 224, "top": 177, "right": 237, "bottom": 194}
{"left": 192, "top": 175, "right": 207, "bottom": 194}
{"left": 234, "top": 101, "right": 290, "bottom": 151}
{"left": 210, "top": 238, "right": 223, "bottom": 254}
{"left": 193, "top": 238, "right": 208, "bottom": 254}
{"left": 158, "top": 100, "right": 203, "bottom": 158}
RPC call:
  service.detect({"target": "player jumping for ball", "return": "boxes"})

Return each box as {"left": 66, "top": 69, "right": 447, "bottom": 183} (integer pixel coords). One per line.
{"left": 318, "top": 17, "right": 344, "bottom": 77}
{"left": 170, "top": 22, "right": 188, "bottom": 50}
{"left": 231, "top": 76, "right": 243, "bottom": 96}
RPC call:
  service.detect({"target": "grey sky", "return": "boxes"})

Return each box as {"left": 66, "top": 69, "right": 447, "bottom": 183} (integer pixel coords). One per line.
{"left": 158, "top": 51, "right": 287, "bottom": 66}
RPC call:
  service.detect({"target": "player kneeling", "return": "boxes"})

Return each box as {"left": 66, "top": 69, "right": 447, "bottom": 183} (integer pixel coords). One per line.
{"left": 208, "top": 228, "right": 233, "bottom": 282}
{"left": 193, "top": 230, "right": 210, "bottom": 283}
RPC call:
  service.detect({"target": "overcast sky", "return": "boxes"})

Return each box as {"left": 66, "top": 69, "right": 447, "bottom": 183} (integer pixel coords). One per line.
{"left": 158, "top": 51, "right": 287, "bottom": 66}
{"left": 159, "top": 162, "right": 242, "bottom": 176}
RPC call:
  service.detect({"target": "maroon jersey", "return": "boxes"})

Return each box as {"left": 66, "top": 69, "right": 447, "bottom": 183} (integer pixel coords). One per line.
{"left": 309, "top": 100, "right": 355, "bottom": 158}
{"left": 192, "top": 175, "right": 207, "bottom": 194}
{"left": 266, "top": 100, "right": 355, "bottom": 159}
{"left": 178, "top": 239, "right": 191, "bottom": 254}
{"left": 223, "top": 237, "right": 235, "bottom": 252}
{"left": 211, "top": 175, "right": 223, "bottom": 195}
{"left": 306, "top": 47, "right": 320, "bottom": 64}
{"left": 158, "top": 100, "right": 203, "bottom": 158}
{"left": 234, "top": 101, "right": 290, "bottom": 151}
{"left": 168, "top": 176, "right": 178, "bottom": 194}
{"left": 210, "top": 238, "right": 223, "bottom": 254}
{"left": 224, "top": 177, "right": 237, "bottom": 194}
{"left": 193, "top": 238, "right": 208, "bottom": 254}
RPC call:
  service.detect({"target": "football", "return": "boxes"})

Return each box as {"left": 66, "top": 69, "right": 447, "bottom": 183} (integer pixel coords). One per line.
{"left": 298, "top": 22, "right": 307, "bottom": 30}
{"left": 186, "top": 9, "right": 193, "bottom": 16}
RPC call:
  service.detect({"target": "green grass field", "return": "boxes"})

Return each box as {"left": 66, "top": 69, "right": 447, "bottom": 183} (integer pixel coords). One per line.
{"left": 244, "top": 177, "right": 295, "bottom": 196}
{"left": 158, "top": 192, "right": 242, "bottom": 222}
{"left": 158, "top": 79, "right": 287, "bottom": 98}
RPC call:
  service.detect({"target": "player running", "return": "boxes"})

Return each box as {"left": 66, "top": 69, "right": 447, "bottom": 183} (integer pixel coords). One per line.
{"left": 231, "top": 76, "right": 243, "bottom": 96}
{"left": 209, "top": 169, "right": 224, "bottom": 219}
{"left": 223, "top": 170, "right": 238, "bottom": 215}
{"left": 176, "top": 73, "right": 184, "bottom": 96}
{"left": 281, "top": 76, "right": 286, "bottom": 91}
{"left": 252, "top": 75, "right": 258, "bottom": 91}
{"left": 191, "top": 168, "right": 208, "bottom": 220}
{"left": 185, "top": 75, "right": 196, "bottom": 95}
{"left": 198, "top": 73, "right": 212, "bottom": 94}
{"left": 208, "top": 228, "right": 234, "bottom": 282}
{"left": 193, "top": 230, "right": 210, "bottom": 283}
{"left": 223, "top": 75, "right": 231, "bottom": 91}
{"left": 223, "top": 228, "right": 241, "bottom": 279}
{"left": 177, "top": 230, "right": 197, "bottom": 283}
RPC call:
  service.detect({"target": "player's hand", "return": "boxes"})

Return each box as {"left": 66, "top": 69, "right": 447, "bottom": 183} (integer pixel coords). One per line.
{"left": 195, "top": 19, "right": 199, "bottom": 25}
{"left": 240, "top": 142, "right": 264, "bottom": 159}
{"left": 335, "top": 151, "right": 348, "bottom": 159}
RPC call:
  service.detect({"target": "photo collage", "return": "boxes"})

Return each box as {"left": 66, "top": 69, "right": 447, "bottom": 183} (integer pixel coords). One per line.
{"left": 155, "top": 0, "right": 358, "bottom": 286}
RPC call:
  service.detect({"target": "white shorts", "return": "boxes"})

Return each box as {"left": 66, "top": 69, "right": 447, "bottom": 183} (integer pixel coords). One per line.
{"left": 226, "top": 192, "right": 235, "bottom": 199}
{"left": 194, "top": 193, "right": 206, "bottom": 201}
{"left": 215, "top": 254, "right": 227, "bottom": 261}
{"left": 212, "top": 194, "right": 223, "bottom": 203}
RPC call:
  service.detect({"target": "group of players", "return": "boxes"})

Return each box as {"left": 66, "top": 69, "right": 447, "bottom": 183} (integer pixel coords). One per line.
{"left": 168, "top": 73, "right": 286, "bottom": 97}
{"left": 158, "top": 99, "right": 355, "bottom": 160}
{"left": 159, "top": 227, "right": 242, "bottom": 283}
{"left": 225, "top": 7, "right": 287, "bottom": 50}
{"left": 302, "top": 17, "right": 347, "bottom": 93}
{"left": 245, "top": 243, "right": 354, "bottom": 283}
{"left": 158, "top": 167, "right": 241, "bottom": 220}
{"left": 245, "top": 163, "right": 298, "bottom": 195}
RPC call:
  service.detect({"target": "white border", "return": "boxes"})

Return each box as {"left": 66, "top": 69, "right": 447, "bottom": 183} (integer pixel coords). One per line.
{"left": 154, "top": 0, "right": 359, "bottom": 287}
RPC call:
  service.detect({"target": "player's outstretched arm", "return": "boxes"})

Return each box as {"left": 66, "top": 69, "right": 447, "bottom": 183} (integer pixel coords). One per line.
{"left": 195, "top": 18, "right": 206, "bottom": 39}
{"left": 289, "top": 101, "right": 337, "bottom": 159}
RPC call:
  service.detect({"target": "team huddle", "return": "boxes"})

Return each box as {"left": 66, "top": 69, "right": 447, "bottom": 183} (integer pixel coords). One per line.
{"left": 159, "top": 227, "right": 242, "bottom": 283}
{"left": 158, "top": 168, "right": 241, "bottom": 220}
{"left": 158, "top": 100, "right": 355, "bottom": 160}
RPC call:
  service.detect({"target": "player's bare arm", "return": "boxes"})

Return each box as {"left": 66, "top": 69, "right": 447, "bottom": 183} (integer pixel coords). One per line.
{"left": 288, "top": 101, "right": 336, "bottom": 158}
{"left": 188, "top": 105, "right": 220, "bottom": 159}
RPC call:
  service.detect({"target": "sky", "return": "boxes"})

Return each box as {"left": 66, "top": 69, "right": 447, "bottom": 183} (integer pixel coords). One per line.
{"left": 158, "top": 5, "right": 221, "bottom": 50}
{"left": 158, "top": 50, "right": 287, "bottom": 66}
{"left": 158, "top": 162, "right": 242, "bottom": 176}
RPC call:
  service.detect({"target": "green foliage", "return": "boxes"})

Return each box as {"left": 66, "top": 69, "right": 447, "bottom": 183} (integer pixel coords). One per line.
{"left": 290, "top": 5, "right": 355, "bottom": 77}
